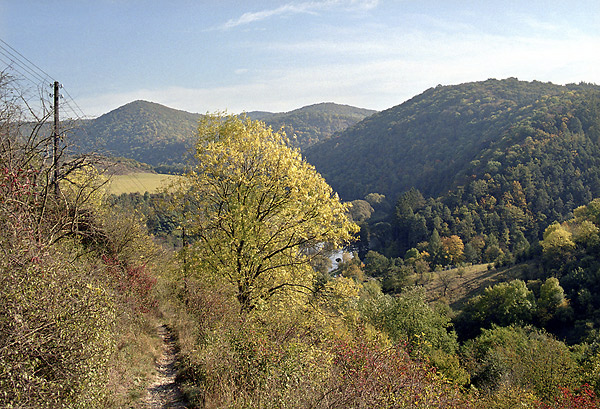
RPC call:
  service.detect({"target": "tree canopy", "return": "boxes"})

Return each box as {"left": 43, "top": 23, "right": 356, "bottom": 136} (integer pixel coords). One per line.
{"left": 178, "top": 114, "right": 358, "bottom": 313}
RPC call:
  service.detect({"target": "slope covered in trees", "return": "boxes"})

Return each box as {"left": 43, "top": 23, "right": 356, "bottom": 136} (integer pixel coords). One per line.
{"left": 70, "top": 101, "right": 375, "bottom": 168}
{"left": 250, "top": 102, "right": 376, "bottom": 148}
{"left": 304, "top": 78, "right": 600, "bottom": 202}
{"left": 71, "top": 100, "right": 201, "bottom": 167}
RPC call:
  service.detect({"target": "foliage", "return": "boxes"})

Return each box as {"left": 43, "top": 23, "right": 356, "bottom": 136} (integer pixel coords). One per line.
{"left": 176, "top": 114, "right": 358, "bottom": 313}
{"left": 0, "top": 238, "right": 116, "bottom": 408}
{"left": 0, "top": 72, "right": 162, "bottom": 407}
{"left": 358, "top": 285, "right": 469, "bottom": 384}
{"left": 462, "top": 325, "right": 581, "bottom": 404}
{"left": 306, "top": 79, "right": 600, "bottom": 287}
{"left": 537, "top": 384, "right": 600, "bottom": 409}
{"left": 249, "top": 102, "right": 376, "bottom": 148}
{"left": 457, "top": 280, "right": 536, "bottom": 337}
{"left": 306, "top": 79, "right": 600, "bottom": 202}
{"left": 170, "top": 270, "right": 474, "bottom": 409}
{"left": 362, "top": 250, "right": 411, "bottom": 293}
{"left": 71, "top": 100, "right": 200, "bottom": 167}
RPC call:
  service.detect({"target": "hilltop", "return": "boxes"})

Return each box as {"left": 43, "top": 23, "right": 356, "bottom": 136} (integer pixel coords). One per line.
{"left": 304, "top": 78, "right": 600, "bottom": 201}
{"left": 69, "top": 101, "right": 376, "bottom": 167}
{"left": 248, "top": 102, "right": 376, "bottom": 147}
{"left": 71, "top": 100, "right": 201, "bottom": 167}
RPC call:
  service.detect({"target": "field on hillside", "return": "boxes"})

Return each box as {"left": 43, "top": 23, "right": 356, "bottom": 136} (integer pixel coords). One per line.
{"left": 420, "top": 262, "right": 536, "bottom": 310}
{"left": 107, "top": 172, "right": 180, "bottom": 195}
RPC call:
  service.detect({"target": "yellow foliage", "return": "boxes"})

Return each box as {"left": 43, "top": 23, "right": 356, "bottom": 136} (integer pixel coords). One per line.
{"left": 541, "top": 222, "right": 575, "bottom": 254}
{"left": 177, "top": 114, "right": 358, "bottom": 313}
{"left": 62, "top": 165, "right": 108, "bottom": 210}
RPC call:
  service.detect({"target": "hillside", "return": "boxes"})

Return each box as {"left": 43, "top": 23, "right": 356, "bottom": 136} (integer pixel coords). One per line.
{"left": 251, "top": 102, "right": 376, "bottom": 147}
{"left": 304, "top": 78, "right": 600, "bottom": 201}
{"left": 69, "top": 101, "right": 375, "bottom": 167}
{"left": 71, "top": 100, "right": 201, "bottom": 167}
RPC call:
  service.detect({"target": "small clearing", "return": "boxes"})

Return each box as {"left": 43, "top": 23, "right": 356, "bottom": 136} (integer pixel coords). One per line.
{"left": 145, "top": 325, "right": 187, "bottom": 409}
{"left": 422, "top": 262, "right": 536, "bottom": 310}
{"left": 107, "top": 172, "right": 180, "bottom": 195}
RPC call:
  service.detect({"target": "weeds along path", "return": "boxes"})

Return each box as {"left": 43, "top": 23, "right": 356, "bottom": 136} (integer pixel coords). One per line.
{"left": 145, "top": 324, "right": 187, "bottom": 409}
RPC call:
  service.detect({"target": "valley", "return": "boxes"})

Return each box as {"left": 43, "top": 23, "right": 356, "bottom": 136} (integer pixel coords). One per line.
{"left": 4, "top": 77, "right": 600, "bottom": 408}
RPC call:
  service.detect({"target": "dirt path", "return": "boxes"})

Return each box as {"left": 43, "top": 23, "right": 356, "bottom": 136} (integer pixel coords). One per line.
{"left": 145, "top": 324, "right": 187, "bottom": 409}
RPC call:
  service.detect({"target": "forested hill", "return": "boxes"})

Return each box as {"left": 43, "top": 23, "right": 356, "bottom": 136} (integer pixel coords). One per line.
{"left": 70, "top": 100, "right": 375, "bottom": 167}
{"left": 304, "top": 78, "right": 600, "bottom": 202}
{"left": 248, "top": 102, "right": 377, "bottom": 147}
{"left": 71, "top": 100, "right": 201, "bottom": 167}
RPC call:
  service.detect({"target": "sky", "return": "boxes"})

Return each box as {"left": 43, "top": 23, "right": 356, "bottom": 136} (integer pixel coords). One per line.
{"left": 1, "top": 0, "right": 599, "bottom": 118}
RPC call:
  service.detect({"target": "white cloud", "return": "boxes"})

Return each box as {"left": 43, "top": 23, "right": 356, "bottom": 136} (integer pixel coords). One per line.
{"left": 218, "top": 0, "right": 379, "bottom": 30}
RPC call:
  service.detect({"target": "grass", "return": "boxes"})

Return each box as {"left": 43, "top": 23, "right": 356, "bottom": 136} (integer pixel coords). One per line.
{"left": 107, "top": 172, "right": 181, "bottom": 195}
{"left": 419, "top": 261, "right": 537, "bottom": 310}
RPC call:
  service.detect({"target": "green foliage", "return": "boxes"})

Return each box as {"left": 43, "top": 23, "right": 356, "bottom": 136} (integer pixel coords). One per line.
{"left": 170, "top": 269, "right": 474, "bottom": 408}
{"left": 306, "top": 79, "right": 600, "bottom": 202}
{"left": 373, "top": 287, "right": 458, "bottom": 354}
{"left": 71, "top": 101, "right": 374, "bottom": 169}
{"left": 306, "top": 80, "right": 600, "bottom": 281}
{"left": 362, "top": 250, "right": 410, "bottom": 292}
{"left": 462, "top": 325, "right": 581, "bottom": 403}
{"left": 348, "top": 198, "right": 374, "bottom": 222}
{"left": 0, "top": 240, "right": 117, "bottom": 408}
{"left": 457, "top": 280, "right": 536, "bottom": 337}
{"left": 73, "top": 100, "right": 201, "bottom": 167}
{"left": 358, "top": 286, "right": 469, "bottom": 383}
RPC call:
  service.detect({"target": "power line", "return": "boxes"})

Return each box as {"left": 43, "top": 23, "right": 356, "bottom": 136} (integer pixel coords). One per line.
{"left": 0, "top": 39, "right": 53, "bottom": 83}
{"left": 0, "top": 53, "right": 45, "bottom": 87}
{"left": 64, "top": 93, "right": 86, "bottom": 118}
{"left": 0, "top": 47, "right": 48, "bottom": 85}
{"left": 0, "top": 38, "right": 89, "bottom": 121}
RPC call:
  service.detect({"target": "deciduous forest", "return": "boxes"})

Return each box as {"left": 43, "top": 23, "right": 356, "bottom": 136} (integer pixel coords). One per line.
{"left": 4, "top": 74, "right": 600, "bottom": 408}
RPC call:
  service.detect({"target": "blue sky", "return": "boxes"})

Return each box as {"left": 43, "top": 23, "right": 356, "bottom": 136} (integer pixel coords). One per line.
{"left": 1, "top": 0, "right": 599, "bottom": 117}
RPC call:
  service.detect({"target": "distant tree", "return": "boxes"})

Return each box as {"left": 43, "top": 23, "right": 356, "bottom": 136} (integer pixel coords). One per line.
{"left": 365, "top": 192, "right": 386, "bottom": 206}
{"left": 348, "top": 199, "right": 374, "bottom": 222}
{"left": 538, "top": 277, "right": 567, "bottom": 312}
{"left": 441, "top": 235, "right": 465, "bottom": 265}
{"left": 541, "top": 222, "right": 576, "bottom": 261}
{"left": 363, "top": 250, "right": 391, "bottom": 278}
{"left": 463, "top": 243, "right": 479, "bottom": 264}
{"left": 428, "top": 229, "right": 443, "bottom": 267}
{"left": 438, "top": 269, "right": 457, "bottom": 297}
{"left": 458, "top": 280, "right": 536, "bottom": 336}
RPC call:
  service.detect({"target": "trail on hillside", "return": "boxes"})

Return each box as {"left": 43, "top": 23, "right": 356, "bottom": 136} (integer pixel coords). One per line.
{"left": 145, "top": 324, "right": 187, "bottom": 409}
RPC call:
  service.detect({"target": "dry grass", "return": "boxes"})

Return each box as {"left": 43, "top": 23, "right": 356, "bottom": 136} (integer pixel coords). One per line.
{"left": 107, "top": 172, "right": 181, "bottom": 195}
{"left": 419, "top": 262, "right": 537, "bottom": 310}
{"left": 105, "top": 314, "right": 164, "bottom": 408}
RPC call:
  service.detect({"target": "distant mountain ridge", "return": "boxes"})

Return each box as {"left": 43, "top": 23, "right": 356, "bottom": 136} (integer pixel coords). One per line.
{"left": 248, "top": 103, "right": 377, "bottom": 147}
{"left": 69, "top": 101, "right": 376, "bottom": 167}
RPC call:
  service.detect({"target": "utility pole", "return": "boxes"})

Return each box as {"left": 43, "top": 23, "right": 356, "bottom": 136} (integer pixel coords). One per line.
{"left": 52, "top": 81, "right": 60, "bottom": 196}
{"left": 182, "top": 224, "right": 189, "bottom": 304}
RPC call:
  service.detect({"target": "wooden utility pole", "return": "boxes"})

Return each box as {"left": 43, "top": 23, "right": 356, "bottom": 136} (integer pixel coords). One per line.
{"left": 52, "top": 81, "right": 60, "bottom": 196}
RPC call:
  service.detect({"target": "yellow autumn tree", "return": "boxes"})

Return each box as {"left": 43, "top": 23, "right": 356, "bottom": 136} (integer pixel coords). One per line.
{"left": 178, "top": 114, "right": 358, "bottom": 313}
{"left": 541, "top": 221, "right": 576, "bottom": 258}
{"left": 441, "top": 235, "right": 465, "bottom": 265}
